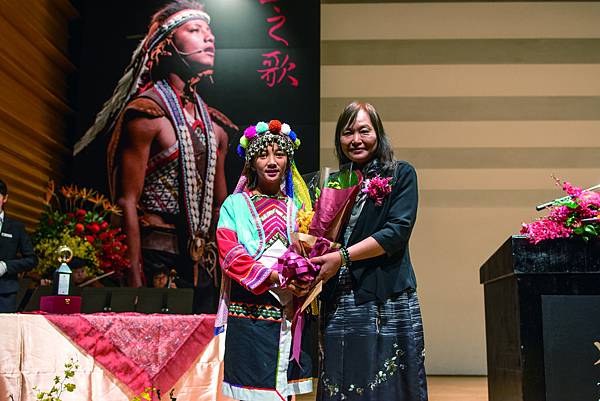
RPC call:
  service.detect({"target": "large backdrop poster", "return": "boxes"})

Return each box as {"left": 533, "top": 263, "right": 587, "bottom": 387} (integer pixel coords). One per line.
{"left": 69, "top": 0, "right": 320, "bottom": 192}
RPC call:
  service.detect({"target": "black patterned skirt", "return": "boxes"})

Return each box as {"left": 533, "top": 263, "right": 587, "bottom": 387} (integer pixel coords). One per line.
{"left": 222, "top": 281, "right": 317, "bottom": 401}
{"left": 318, "top": 266, "right": 428, "bottom": 401}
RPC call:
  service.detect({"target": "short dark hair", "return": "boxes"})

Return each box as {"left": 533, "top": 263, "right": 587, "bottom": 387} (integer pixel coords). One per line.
{"left": 69, "top": 257, "right": 87, "bottom": 271}
{"left": 333, "top": 101, "right": 394, "bottom": 168}
{"left": 0, "top": 179, "right": 7, "bottom": 196}
{"left": 152, "top": 264, "right": 170, "bottom": 277}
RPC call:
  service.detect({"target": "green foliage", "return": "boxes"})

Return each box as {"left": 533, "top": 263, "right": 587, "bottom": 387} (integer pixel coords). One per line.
{"left": 555, "top": 199, "right": 579, "bottom": 209}
{"left": 33, "top": 358, "right": 79, "bottom": 401}
{"left": 326, "top": 168, "right": 360, "bottom": 189}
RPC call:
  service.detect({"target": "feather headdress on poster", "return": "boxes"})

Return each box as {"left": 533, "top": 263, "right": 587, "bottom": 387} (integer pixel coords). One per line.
{"left": 73, "top": 8, "right": 211, "bottom": 155}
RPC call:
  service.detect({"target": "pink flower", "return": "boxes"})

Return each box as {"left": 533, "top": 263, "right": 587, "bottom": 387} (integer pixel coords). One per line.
{"left": 362, "top": 176, "right": 392, "bottom": 206}
{"left": 521, "top": 179, "right": 599, "bottom": 244}
{"left": 548, "top": 205, "right": 571, "bottom": 223}
{"left": 520, "top": 220, "right": 573, "bottom": 244}
{"left": 578, "top": 191, "right": 600, "bottom": 211}
{"left": 562, "top": 181, "right": 583, "bottom": 197}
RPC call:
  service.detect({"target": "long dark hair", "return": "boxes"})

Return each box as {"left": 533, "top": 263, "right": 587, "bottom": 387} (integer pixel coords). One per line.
{"left": 333, "top": 101, "right": 394, "bottom": 170}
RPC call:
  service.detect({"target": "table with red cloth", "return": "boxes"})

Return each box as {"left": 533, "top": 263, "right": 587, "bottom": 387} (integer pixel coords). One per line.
{"left": 0, "top": 313, "right": 234, "bottom": 401}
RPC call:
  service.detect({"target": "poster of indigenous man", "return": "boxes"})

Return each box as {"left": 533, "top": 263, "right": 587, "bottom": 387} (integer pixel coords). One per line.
{"left": 69, "top": 0, "right": 319, "bottom": 313}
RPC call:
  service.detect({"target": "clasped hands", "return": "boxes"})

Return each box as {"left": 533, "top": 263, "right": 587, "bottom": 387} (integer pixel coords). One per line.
{"left": 268, "top": 249, "right": 342, "bottom": 297}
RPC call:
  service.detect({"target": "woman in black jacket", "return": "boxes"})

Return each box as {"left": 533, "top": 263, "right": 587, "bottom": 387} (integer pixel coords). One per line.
{"left": 311, "top": 102, "right": 428, "bottom": 401}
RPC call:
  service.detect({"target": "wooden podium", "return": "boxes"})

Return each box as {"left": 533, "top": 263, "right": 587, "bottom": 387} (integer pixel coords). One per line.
{"left": 480, "top": 236, "right": 600, "bottom": 401}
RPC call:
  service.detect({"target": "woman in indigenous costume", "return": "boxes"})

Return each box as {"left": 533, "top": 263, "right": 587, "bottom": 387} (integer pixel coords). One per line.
{"left": 311, "top": 102, "right": 428, "bottom": 401}
{"left": 216, "top": 120, "right": 315, "bottom": 401}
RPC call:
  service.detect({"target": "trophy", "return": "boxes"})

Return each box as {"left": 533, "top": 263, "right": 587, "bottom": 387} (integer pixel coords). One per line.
{"left": 53, "top": 245, "right": 73, "bottom": 296}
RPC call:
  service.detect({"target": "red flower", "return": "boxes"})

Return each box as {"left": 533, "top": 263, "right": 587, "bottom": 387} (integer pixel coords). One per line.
{"left": 85, "top": 235, "right": 95, "bottom": 244}
{"left": 100, "top": 221, "right": 109, "bottom": 230}
{"left": 74, "top": 223, "right": 85, "bottom": 234}
{"left": 87, "top": 223, "right": 100, "bottom": 234}
{"left": 76, "top": 209, "right": 87, "bottom": 217}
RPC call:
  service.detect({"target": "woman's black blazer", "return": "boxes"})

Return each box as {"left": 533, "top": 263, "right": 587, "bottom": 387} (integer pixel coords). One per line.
{"left": 322, "top": 160, "right": 419, "bottom": 305}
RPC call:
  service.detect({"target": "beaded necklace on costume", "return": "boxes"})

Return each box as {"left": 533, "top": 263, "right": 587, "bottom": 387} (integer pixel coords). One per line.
{"left": 250, "top": 192, "right": 289, "bottom": 248}
{"left": 153, "top": 80, "right": 217, "bottom": 238}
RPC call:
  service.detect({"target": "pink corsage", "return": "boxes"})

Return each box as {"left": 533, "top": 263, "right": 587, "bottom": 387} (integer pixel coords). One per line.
{"left": 362, "top": 175, "right": 392, "bottom": 206}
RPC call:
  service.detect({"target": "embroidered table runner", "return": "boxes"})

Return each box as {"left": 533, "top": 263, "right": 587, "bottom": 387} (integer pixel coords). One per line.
{"left": 45, "top": 313, "right": 215, "bottom": 395}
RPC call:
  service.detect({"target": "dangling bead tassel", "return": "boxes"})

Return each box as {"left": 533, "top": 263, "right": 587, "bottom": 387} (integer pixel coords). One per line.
{"left": 286, "top": 168, "right": 294, "bottom": 199}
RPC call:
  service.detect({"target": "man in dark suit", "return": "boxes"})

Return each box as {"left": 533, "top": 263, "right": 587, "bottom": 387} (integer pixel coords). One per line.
{"left": 0, "top": 179, "right": 37, "bottom": 312}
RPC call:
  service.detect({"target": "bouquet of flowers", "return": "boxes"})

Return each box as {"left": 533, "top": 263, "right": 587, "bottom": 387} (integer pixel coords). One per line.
{"left": 275, "top": 167, "right": 363, "bottom": 366}
{"left": 282, "top": 166, "right": 364, "bottom": 282}
{"left": 32, "top": 181, "right": 130, "bottom": 279}
{"left": 282, "top": 167, "right": 363, "bottom": 287}
{"left": 306, "top": 167, "right": 363, "bottom": 242}
{"left": 520, "top": 180, "right": 600, "bottom": 244}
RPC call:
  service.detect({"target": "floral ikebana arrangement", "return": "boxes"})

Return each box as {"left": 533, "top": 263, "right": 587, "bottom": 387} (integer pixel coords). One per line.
{"left": 520, "top": 180, "right": 600, "bottom": 244}
{"left": 32, "top": 181, "right": 130, "bottom": 280}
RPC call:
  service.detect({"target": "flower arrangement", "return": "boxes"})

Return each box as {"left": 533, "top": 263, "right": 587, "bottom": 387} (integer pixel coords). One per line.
{"left": 520, "top": 180, "right": 600, "bottom": 244}
{"left": 307, "top": 168, "right": 362, "bottom": 241}
{"left": 362, "top": 175, "right": 393, "bottom": 206}
{"left": 296, "top": 209, "right": 315, "bottom": 234}
{"left": 33, "top": 181, "right": 130, "bottom": 279}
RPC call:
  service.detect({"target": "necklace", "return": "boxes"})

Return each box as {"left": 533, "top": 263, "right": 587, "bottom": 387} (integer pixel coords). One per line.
{"left": 183, "top": 103, "right": 205, "bottom": 138}
{"left": 250, "top": 190, "right": 286, "bottom": 200}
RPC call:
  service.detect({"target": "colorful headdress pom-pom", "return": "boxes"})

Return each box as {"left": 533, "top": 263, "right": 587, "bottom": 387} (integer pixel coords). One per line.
{"left": 268, "top": 119, "right": 282, "bottom": 133}
{"left": 255, "top": 121, "right": 269, "bottom": 134}
{"left": 238, "top": 119, "right": 302, "bottom": 160}
{"left": 244, "top": 125, "right": 257, "bottom": 139}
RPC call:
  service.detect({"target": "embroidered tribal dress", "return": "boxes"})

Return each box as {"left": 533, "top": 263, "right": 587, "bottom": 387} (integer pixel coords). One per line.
{"left": 216, "top": 192, "right": 315, "bottom": 401}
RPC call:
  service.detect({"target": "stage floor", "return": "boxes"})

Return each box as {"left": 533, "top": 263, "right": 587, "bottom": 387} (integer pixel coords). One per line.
{"left": 297, "top": 376, "right": 488, "bottom": 401}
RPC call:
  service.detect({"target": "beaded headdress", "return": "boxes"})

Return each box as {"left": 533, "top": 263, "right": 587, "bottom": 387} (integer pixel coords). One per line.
{"left": 234, "top": 119, "right": 311, "bottom": 211}
{"left": 237, "top": 120, "right": 300, "bottom": 162}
